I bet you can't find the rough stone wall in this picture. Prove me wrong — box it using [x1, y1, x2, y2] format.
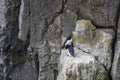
[0, 0, 120, 80]
[111, 14, 120, 80]
[57, 20, 115, 80]
[0, 0, 37, 80]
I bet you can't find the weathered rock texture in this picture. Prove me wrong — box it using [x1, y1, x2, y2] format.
[0, 0, 120, 80]
[0, 0, 37, 80]
[57, 20, 114, 80]
[58, 48, 109, 80]
[111, 15, 120, 80]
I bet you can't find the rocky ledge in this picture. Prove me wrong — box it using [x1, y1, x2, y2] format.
[57, 20, 114, 80]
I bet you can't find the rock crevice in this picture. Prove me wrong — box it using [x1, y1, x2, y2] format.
[0, 0, 120, 80]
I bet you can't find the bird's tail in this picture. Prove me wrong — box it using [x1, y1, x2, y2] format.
[68, 47, 75, 57]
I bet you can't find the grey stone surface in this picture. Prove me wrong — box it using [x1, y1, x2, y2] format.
[0, 1, 7, 79]
[29, 0, 63, 46]
[0, 0, 38, 80]
[61, 10, 78, 36]
[57, 20, 114, 80]
[57, 48, 109, 80]
[18, 0, 30, 41]
[111, 15, 120, 80]
[0, 0, 120, 80]
[0, 0, 21, 79]
[65, 0, 120, 27]
[9, 58, 38, 80]
[112, 41, 120, 80]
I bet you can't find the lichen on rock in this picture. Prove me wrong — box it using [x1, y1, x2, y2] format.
[57, 20, 114, 80]
[72, 20, 96, 44]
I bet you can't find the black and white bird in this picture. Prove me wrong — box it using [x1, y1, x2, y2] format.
[61, 34, 75, 57]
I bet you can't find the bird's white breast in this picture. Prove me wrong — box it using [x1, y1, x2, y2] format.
[65, 39, 72, 45]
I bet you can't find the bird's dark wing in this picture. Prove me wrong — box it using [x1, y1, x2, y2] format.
[68, 46, 75, 57]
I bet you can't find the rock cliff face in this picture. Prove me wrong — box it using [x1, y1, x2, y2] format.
[0, 0, 120, 80]
[111, 15, 120, 80]
[57, 20, 114, 80]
